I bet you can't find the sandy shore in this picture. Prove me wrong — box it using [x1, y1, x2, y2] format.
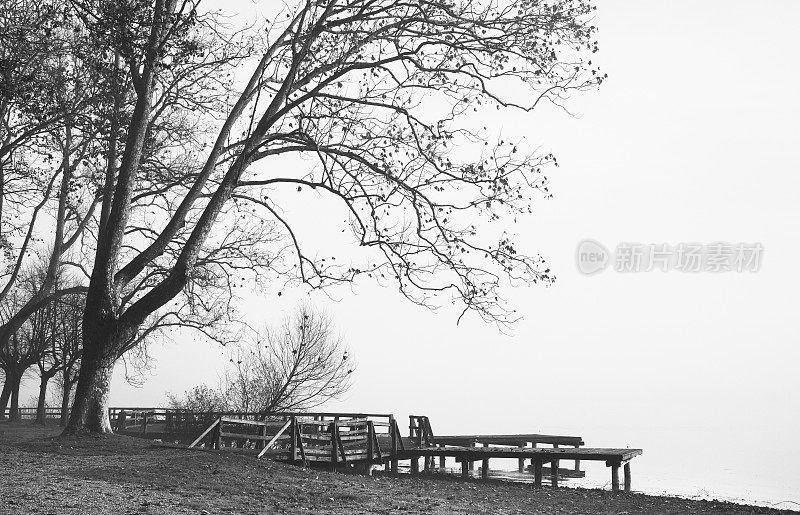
[0, 422, 795, 514]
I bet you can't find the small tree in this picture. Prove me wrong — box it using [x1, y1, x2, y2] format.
[167, 384, 226, 413]
[224, 306, 353, 413]
[170, 306, 353, 414]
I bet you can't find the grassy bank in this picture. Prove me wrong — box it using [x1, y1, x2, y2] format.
[0, 422, 793, 514]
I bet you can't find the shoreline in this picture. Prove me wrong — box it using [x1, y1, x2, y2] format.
[1, 422, 796, 514]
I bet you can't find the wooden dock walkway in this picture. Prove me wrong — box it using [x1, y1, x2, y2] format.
[107, 408, 642, 493]
[399, 445, 641, 492]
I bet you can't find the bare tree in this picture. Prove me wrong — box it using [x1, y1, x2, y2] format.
[54, 293, 83, 425]
[0, 287, 49, 421]
[0, 0, 105, 372]
[32, 297, 58, 425]
[63, 0, 603, 433]
[222, 305, 353, 413]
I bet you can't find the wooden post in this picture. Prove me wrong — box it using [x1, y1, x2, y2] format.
[142, 411, 148, 435]
[389, 416, 399, 475]
[533, 460, 543, 488]
[611, 464, 620, 492]
[439, 445, 445, 469]
[469, 440, 475, 471]
[214, 418, 222, 449]
[575, 444, 581, 472]
[118, 410, 127, 431]
[290, 416, 297, 463]
[330, 421, 338, 469]
[552, 443, 559, 487]
[481, 443, 489, 478]
[367, 421, 375, 463]
[624, 463, 631, 492]
[461, 459, 469, 479]
[518, 442, 525, 473]
[410, 456, 419, 474]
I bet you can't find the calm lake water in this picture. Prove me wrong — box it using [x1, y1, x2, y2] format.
[397, 458, 800, 512]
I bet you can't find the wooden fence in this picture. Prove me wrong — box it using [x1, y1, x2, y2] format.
[1, 407, 62, 420]
[188, 414, 398, 470]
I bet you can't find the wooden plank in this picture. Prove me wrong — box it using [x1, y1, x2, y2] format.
[302, 435, 336, 445]
[336, 433, 369, 442]
[219, 431, 288, 441]
[335, 418, 370, 427]
[188, 418, 220, 448]
[220, 417, 274, 426]
[435, 434, 584, 447]
[299, 448, 336, 456]
[402, 446, 642, 462]
[257, 419, 292, 459]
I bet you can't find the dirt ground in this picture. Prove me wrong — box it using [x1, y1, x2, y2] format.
[0, 422, 794, 515]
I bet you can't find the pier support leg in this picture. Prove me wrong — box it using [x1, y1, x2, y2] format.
[469, 442, 475, 470]
[575, 444, 581, 472]
[481, 443, 489, 477]
[424, 456, 431, 472]
[439, 455, 446, 469]
[461, 460, 469, 479]
[550, 460, 558, 488]
[624, 463, 631, 492]
[533, 460, 543, 488]
[410, 457, 419, 474]
[611, 464, 620, 492]
[518, 443, 525, 472]
[391, 459, 398, 475]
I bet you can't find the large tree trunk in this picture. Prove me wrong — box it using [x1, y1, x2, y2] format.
[0, 379, 11, 420]
[63, 338, 117, 434]
[8, 373, 22, 422]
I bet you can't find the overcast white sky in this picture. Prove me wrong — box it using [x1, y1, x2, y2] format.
[95, 0, 800, 506]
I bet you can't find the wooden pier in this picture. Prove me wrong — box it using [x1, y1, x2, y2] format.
[107, 408, 642, 493]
